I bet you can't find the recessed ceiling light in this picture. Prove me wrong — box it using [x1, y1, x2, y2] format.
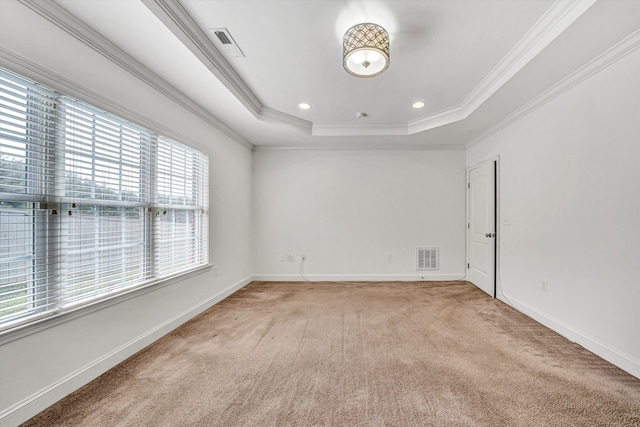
[412, 101, 425, 109]
[298, 103, 312, 110]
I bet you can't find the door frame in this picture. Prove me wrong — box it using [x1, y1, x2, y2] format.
[466, 156, 500, 298]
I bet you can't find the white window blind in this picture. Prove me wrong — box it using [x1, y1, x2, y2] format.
[155, 137, 208, 278]
[0, 69, 58, 325]
[0, 68, 209, 331]
[57, 98, 154, 308]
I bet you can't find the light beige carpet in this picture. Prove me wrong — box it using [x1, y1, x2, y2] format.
[23, 281, 640, 426]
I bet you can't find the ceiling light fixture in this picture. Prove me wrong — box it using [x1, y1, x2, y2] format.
[343, 23, 390, 78]
[298, 103, 312, 110]
[412, 101, 425, 109]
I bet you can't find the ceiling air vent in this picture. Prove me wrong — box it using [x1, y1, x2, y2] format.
[214, 31, 232, 45]
[208, 28, 245, 58]
[416, 247, 439, 270]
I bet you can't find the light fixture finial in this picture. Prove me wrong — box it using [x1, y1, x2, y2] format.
[343, 23, 390, 78]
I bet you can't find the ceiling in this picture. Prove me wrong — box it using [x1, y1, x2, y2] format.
[31, 0, 640, 148]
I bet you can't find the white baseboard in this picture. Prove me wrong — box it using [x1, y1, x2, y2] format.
[252, 273, 466, 282]
[0, 275, 252, 427]
[500, 292, 640, 379]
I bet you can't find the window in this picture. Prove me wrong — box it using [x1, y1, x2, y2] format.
[155, 137, 208, 278]
[0, 68, 209, 331]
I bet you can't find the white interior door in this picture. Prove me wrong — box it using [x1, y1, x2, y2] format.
[467, 161, 496, 297]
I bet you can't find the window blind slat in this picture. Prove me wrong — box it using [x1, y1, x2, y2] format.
[0, 68, 209, 332]
[0, 68, 58, 326]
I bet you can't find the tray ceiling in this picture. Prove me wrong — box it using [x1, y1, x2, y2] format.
[23, 0, 640, 148]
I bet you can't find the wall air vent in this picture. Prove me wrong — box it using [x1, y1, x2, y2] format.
[416, 247, 439, 270]
[208, 28, 245, 58]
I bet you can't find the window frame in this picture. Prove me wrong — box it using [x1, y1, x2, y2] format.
[0, 68, 211, 339]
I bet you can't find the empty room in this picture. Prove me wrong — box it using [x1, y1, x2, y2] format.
[1, 0, 639, 425]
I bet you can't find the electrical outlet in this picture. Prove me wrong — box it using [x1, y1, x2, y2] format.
[301, 254, 306, 262]
[387, 254, 393, 262]
[213, 264, 219, 277]
[541, 280, 548, 292]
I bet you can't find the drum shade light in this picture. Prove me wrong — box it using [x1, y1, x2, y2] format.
[343, 23, 390, 78]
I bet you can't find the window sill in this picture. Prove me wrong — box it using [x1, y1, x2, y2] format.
[0, 264, 212, 346]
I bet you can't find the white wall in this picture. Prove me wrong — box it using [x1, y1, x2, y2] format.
[467, 46, 640, 377]
[253, 149, 466, 280]
[0, 2, 253, 425]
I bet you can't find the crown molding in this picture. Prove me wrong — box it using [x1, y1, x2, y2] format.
[140, 0, 595, 138]
[460, 0, 598, 116]
[17, 0, 597, 141]
[312, 122, 408, 136]
[466, 29, 640, 149]
[140, 0, 263, 115]
[407, 106, 466, 134]
[141, 0, 313, 135]
[407, 0, 597, 135]
[253, 144, 466, 152]
[17, 0, 253, 150]
[260, 107, 313, 133]
[0, 48, 240, 154]
[263, 27, 640, 151]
